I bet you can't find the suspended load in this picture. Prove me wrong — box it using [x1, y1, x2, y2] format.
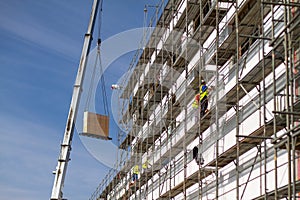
[81, 111, 111, 140]
[80, 35, 111, 140]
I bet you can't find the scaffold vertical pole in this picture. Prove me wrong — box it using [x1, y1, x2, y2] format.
[259, 0, 268, 197]
[235, 0, 240, 199]
[198, 1, 204, 199]
[283, 1, 292, 198]
[215, 0, 220, 198]
[270, 1, 279, 199]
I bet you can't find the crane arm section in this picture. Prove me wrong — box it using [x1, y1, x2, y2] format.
[50, 0, 100, 199]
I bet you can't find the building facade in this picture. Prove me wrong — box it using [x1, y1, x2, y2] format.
[90, 0, 300, 199]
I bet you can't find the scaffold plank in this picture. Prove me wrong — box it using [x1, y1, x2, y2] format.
[207, 120, 285, 168]
[159, 167, 215, 198]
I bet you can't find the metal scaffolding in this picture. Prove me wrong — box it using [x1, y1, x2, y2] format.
[89, 0, 300, 199]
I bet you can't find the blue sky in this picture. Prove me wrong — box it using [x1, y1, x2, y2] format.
[0, 1, 159, 199]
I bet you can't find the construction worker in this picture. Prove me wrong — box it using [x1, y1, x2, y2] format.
[192, 80, 208, 117]
[193, 146, 204, 165]
[132, 165, 139, 184]
[142, 160, 152, 173]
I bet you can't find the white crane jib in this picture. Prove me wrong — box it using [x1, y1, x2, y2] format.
[50, 0, 101, 199]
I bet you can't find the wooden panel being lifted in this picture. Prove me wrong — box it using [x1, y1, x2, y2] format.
[81, 111, 111, 140]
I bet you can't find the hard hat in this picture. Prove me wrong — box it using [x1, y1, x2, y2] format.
[201, 80, 205, 84]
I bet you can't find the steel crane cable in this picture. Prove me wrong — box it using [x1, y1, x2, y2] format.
[97, 0, 109, 116]
[85, 51, 99, 111]
[99, 49, 109, 116]
[84, 46, 109, 115]
[85, 0, 109, 116]
[97, 0, 103, 43]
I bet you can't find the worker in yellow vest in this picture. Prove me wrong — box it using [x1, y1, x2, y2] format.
[142, 160, 152, 173]
[132, 165, 139, 184]
[192, 80, 208, 116]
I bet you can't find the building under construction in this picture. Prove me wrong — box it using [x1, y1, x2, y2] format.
[89, 0, 300, 199]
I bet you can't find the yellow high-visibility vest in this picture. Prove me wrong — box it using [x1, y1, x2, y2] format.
[142, 161, 149, 169]
[199, 84, 208, 100]
[133, 165, 139, 174]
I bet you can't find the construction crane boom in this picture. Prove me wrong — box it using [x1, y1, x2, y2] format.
[50, 0, 100, 199]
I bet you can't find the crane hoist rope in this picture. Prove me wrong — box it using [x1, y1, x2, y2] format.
[84, 41, 109, 117]
[81, 0, 111, 141]
[85, 0, 107, 114]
